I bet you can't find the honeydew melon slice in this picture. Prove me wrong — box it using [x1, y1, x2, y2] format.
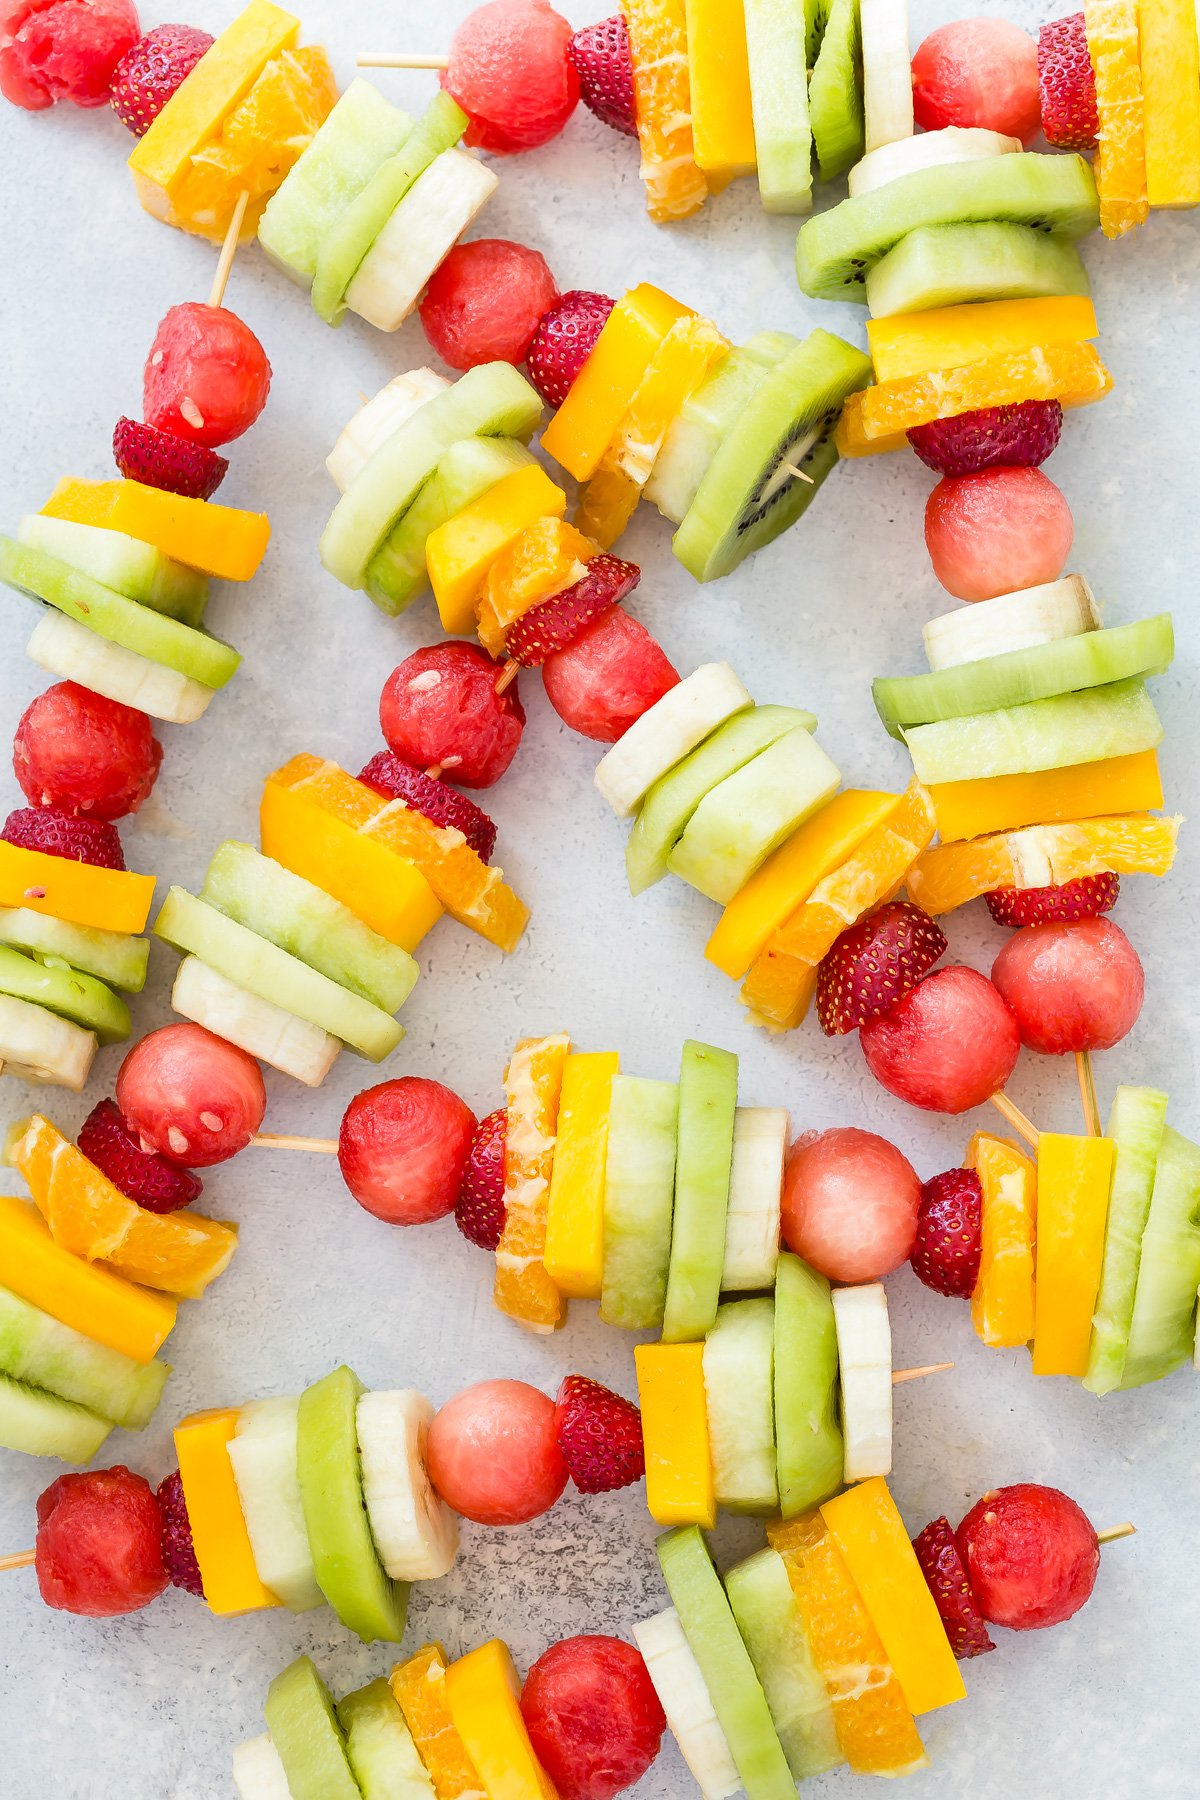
[901, 677, 1163, 785]
[773, 1252, 843, 1515]
[662, 1041, 738, 1344]
[0, 1367, 112, 1463]
[171, 956, 341, 1088]
[27, 613, 218, 726]
[720, 1106, 787, 1292]
[264, 1657, 362, 1800]
[228, 1395, 324, 1613]
[0, 908, 147, 994]
[647, 334, 797, 525]
[597, 664, 754, 820]
[337, 1678, 436, 1800]
[0, 944, 129, 1044]
[600, 1075, 679, 1331]
[232, 1734, 294, 1800]
[849, 126, 1020, 197]
[1121, 1128, 1200, 1390]
[327, 370, 451, 493]
[0, 1283, 168, 1431]
[0, 991, 96, 1090]
[17, 514, 209, 628]
[703, 1298, 779, 1514]
[1085, 1085, 1169, 1396]
[743, 0, 812, 213]
[725, 1546, 843, 1779]
[346, 147, 499, 333]
[865, 221, 1092, 319]
[923, 574, 1101, 672]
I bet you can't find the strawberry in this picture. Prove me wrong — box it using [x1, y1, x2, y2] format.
[1037, 14, 1098, 151]
[568, 14, 637, 137]
[109, 23, 214, 136]
[911, 1168, 983, 1297]
[986, 872, 1119, 929]
[907, 400, 1063, 477]
[554, 1375, 645, 1495]
[506, 555, 640, 666]
[912, 1516, 996, 1659]
[1, 806, 124, 870]
[454, 1107, 507, 1250]
[816, 901, 948, 1036]
[78, 1100, 202, 1215]
[358, 754, 497, 863]
[112, 417, 228, 501]
[156, 1470, 204, 1597]
[527, 290, 615, 408]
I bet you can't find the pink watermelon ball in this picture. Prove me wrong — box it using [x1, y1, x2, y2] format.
[443, 0, 580, 152]
[542, 607, 679, 741]
[0, 0, 140, 110]
[427, 1379, 569, 1525]
[116, 1024, 266, 1167]
[420, 239, 560, 371]
[860, 965, 1021, 1114]
[781, 1126, 921, 1282]
[911, 17, 1042, 145]
[521, 1636, 667, 1800]
[338, 1078, 477, 1226]
[991, 917, 1144, 1055]
[924, 466, 1075, 602]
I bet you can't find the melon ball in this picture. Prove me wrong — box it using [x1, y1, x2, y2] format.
[781, 1126, 921, 1282]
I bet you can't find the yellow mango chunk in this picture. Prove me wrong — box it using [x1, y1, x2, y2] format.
[965, 1133, 1037, 1349]
[175, 1408, 280, 1616]
[128, 1, 300, 217]
[495, 1034, 571, 1333]
[1032, 1133, 1115, 1377]
[634, 1341, 716, 1528]
[543, 1051, 619, 1300]
[0, 1194, 176, 1363]
[867, 296, 1099, 383]
[445, 1641, 559, 1800]
[684, 0, 756, 177]
[427, 467, 567, 637]
[1139, 0, 1200, 208]
[821, 1478, 966, 1716]
[391, 1644, 485, 1800]
[0, 841, 154, 936]
[928, 750, 1164, 843]
[541, 285, 692, 482]
[42, 479, 270, 582]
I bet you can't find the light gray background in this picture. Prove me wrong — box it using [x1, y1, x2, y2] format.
[1, 2, 1197, 1793]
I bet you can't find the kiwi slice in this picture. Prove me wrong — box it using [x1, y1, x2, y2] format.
[1084, 1086, 1169, 1396]
[0, 945, 130, 1045]
[796, 152, 1100, 302]
[809, 0, 864, 180]
[264, 1657, 362, 1800]
[674, 331, 872, 583]
[0, 1367, 112, 1464]
[773, 1253, 843, 1516]
[647, 335, 797, 526]
[805, 0, 831, 61]
[865, 220, 1092, 318]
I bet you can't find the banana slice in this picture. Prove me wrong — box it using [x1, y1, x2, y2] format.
[831, 1282, 893, 1482]
[632, 1609, 741, 1800]
[326, 369, 451, 493]
[860, 0, 914, 151]
[594, 663, 754, 818]
[171, 956, 341, 1088]
[0, 991, 97, 1090]
[357, 1388, 460, 1581]
[923, 574, 1101, 671]
[850, 124, 1023, 196]
[232, 1735, 294, 1800]
[346, 148, 499, 332]
[720, 1107, 787, 1292]
[27, 612, 216, 725]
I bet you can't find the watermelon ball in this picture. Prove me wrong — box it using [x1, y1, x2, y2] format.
[521, 1636, 667, 1800]
[443, 0, 580, 153]
[339, 1077, 477, 1226]
[380, 643, 526, 789]
[0, 0, 141, 110]
[143, 302, 272, 450]
[925, 466, 1074, 602]
[911, 17, 1042, 145]
[427, 1379, 569, 1525]
[13, 681, 162, 820]
[781, 1126, 921, 1283]
[35, 1466, 168, 1617]
[956, 1484, 1099, 1630]
[420, 239, 560, 372]
[860, 965, 1021, 1115]
[991, 917, 1144, 1056]
[543, 607, 680, 742]
[116, 1023, 266, 1167]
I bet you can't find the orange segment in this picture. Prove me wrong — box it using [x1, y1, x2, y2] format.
[835, 341, 1113, 450]
[906, 813, 1181, 916]
[622, 0, 710, 221]
[42, 478, 269, 582]
[0, 840, 154, 936]
[965, 1133, 1037, 1349]
[1084, 0, 1149, 237]
[866, 296, 1099, 383]
[743, 959, 818, 1034]
[768, 1514, 927, 1777]
[494, 1034, 571, 1333]
[265, 755, 529, 953]
[476, 519, 596, 657]
[541, 284, 691, 482]
[392, 1645, 486, 1800]
[928, 750, 1164, 843]
[11, 1114, 238, 1300]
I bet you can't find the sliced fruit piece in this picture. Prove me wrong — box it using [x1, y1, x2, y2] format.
[646, 334, 796, 523]
[865, 219, 1092, 318]
[0, 1283, 167, 1432]
[704, 1298, 778, 1514]
[1120, 1126, 1200, 1389]
[849, 126, 1020, 197]
[338, 1678, 437, 1800]
[809, 0, 865, 179]
[662, 1040, 738, 1343]
[476, 517, 595, 657]
[675, 330, 873, 582]
[357, 1388, 459, 1581]
[426, 463, 567, 637]
[796, 152, 1099, 302]
[227, 1394, 324, 1613]
[908, 812, 1180, 915]
[743, 0, 812, 212]
[684, 0, 756, 178]
[265, 1656, 360, 1800]
[721, 1107, 786, 1291]
[964, 1132, 1037, 1348]
[0, 992, 96, 1091]
[923, 573, 1101, 671]
[867, 294, 1098, 383]
[346, 148, 499, 333]
[445, 1640, 557, 1800]
[543, 1050, 620, 1301]
[171, 955, 341, 1088]
[623, 0, 709, 221]
[0, 1194, 176, 1363]
[0, 837, 153, 937]
[1084, 1087, 1169, 1394]
[327, 369, 452, 493]
[595, 662, 752, 819]
[0, 945, 128, 1045]
[600, 1075, 679, 1331]
[0, 1369, 112, 1463]
[27, 613, 217, 727]
[494, 1034, 571, 1333]
[632, 1608, 740, 1800]
[1139, 0, 1200, 209]
[831, 1282, 892, 1480]
[40, 479, 269, 582]
[391, 1643, 485, 1799]
[297, 1365, 408, 1642]
[860, 0, 913, 150]
[175, 1406, 280, 1615]
[902, 678, 1162, 785]
[17, 514, 209, 627]
[635, 1341, 715, 1529]
[1031, 1132, 1116, 1378]
[1083, 0, 1148, 237]
[0, 909, 146, 997]
[726, 1546, 842, 1780]
[232, 1735, 293, 1800]
[773, 1252, 843, 1516]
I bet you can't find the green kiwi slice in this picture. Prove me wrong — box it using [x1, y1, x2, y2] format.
[809, 0, 863, 180]
[865, 220, 1092, 318]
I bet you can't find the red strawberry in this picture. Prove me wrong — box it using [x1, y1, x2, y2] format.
[113, 417, 228, 501]
[358, 754, 497, 863]
[78, 1100, 203, 1215]
[506, 555, 640, 666]
[911, 1168, 983, 1297]
[554, 1375, 645, 1495]
[816, 901, 948, 1036]
[156, 1470, 204, 1598]
[454, 1107, 507, 1250]
[907, 400, 1063, 477]
[986, 872, 1119, 929]
[568, 15, 637, 137]
[1, 806, 125, 870]
[527, 290, 616, 408]
[110, 23, 214, 136]
[912, 1516, 996, 1659]
[1038, 14, 1098, 151]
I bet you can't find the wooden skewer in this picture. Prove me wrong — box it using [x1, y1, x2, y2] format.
[988, 1091, 1039, 1151]
[494, 660, 520, 695]
[782, 461, 815, 485]
[357, 51, 451, 69]
[1096, 1521, 1137, 1545]
[891, 1361, 953, 1385]
[0, 1549, 35, 1572]
[1076, 1049, 1102, 1139]
[249, 1132, 339, 1154]
[209, 191, 250, 311]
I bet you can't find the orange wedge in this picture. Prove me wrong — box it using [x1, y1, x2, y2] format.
[768, 1514, 927, 1777]
[623, 0, 710, 221]
[494, 1034, 571, 1333]
[265, 755, 529, 953]
[476, 518, 596, 657]
[927, 750, 1164, 843]
[0, 840, 154, 936]
[964, 1133, 1037, 1349]
[391, 1645, 485, 1800]
[1084, 0, 1149, 237]
[11, 1114, 237, 1300]
[906, 813, 1181, 916]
